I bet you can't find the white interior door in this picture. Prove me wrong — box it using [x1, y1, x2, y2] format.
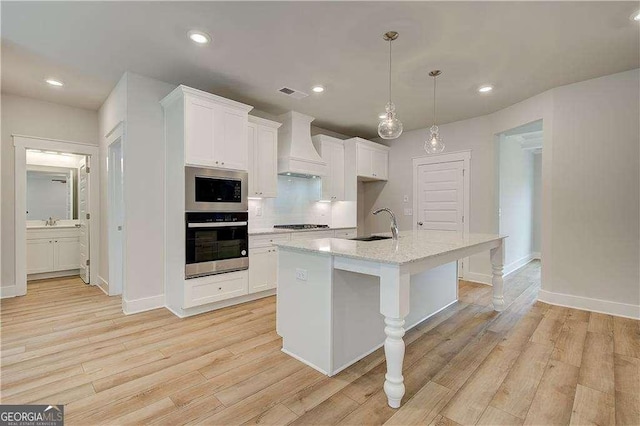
[78, 156, 90, 283]
[417, 160, 465, 276]
[416, 161, 465, 234]
[108, 139, 124, 295]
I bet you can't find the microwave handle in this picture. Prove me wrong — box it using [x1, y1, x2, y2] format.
[188, 221, 248, 228]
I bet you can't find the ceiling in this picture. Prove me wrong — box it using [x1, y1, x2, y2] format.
[2, 2, 638, 138]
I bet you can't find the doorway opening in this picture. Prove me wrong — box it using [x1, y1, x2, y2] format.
[497, 120, 542, 278]
[14, 135, 99, 297]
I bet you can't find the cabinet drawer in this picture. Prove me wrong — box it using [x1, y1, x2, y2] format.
[333, 228, 357, 239]
[249, 233, 290, 248]
[184, 270, 248, 308]
[290, 230, 334, 241]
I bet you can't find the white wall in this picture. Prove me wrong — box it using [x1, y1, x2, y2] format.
[370, 68, 639, 317]
[532, 153, 542, 254]
[1, 94, 98, 289]
[97, 72, 175, 306]
[499, 135, 535, 272]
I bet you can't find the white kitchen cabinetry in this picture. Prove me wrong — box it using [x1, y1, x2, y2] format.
[163, 85, 254, 171]
[312, 135, 346, 201]
[248, 233, 289, 294]
[184, 270, 248, 309]
[353, 139, 389, 181]
[248, 116, 281, 198]
[27, 227, 80, 275]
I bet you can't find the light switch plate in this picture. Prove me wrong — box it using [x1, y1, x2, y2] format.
[404, 208, 413, 216]
[295, 268, 308, 281]
[403, 195, 409, 203]
[256, 207, 263, 217]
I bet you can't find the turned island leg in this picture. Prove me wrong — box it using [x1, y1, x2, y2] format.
[490, 241, 505, 312]
[379, 267, 410, 408]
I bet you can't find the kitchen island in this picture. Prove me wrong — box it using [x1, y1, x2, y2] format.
[275, 230, 506, 408]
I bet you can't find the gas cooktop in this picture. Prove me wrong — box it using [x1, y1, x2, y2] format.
[273, 224, 330, 230]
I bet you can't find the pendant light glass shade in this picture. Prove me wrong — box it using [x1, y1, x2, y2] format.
[424, 70, 445, 153]
[378, 31, 403, 140]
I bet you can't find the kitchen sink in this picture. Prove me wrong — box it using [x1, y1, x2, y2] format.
[349, 236, 392, 242]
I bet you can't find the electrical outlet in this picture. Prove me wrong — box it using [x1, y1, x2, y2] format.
[403, 195, 409, 203]
[404, 208, 413, 216]
[256, 206, 263, 217]
[295, 268, 308, 281]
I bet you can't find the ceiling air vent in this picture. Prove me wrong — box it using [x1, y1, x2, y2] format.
[278, 87, 309, 100]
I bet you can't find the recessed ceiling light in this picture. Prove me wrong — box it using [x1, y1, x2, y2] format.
[188, 30, 211, 44]
[312, 85, 325, 93]
[478, 85, 493, 93]
[632, 10, 640, 21]
[45, 79, 64, 87]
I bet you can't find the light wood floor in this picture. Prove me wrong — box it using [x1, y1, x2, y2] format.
[1, 262, 638, 425]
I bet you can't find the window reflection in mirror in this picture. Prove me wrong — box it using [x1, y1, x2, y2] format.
[26, 166, 79, 221]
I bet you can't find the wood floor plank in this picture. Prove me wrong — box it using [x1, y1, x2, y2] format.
[477, 405, 524, 425]
[614, 316, 640, 358]
[383, 381, 452, 426]
[578, 331, 615, 395]
[490, 341, 553, 419]
[569, 384, 615, 425]
[523, 359, 579, 426]
[290, 392, 359, 425]
[440, 345, 520, 425]
[551, 319, 588, 367]
[614, 354, 640, 426]
[243, 403, 298, 425]
[588, 312, 614, 334]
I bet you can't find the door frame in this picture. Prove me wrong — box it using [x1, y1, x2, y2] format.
[412, 150, 471, 278]
[13, 134, 100, 296]
[107, 122, 126, 297]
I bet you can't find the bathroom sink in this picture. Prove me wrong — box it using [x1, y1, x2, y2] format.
[349, 236, 392, 242]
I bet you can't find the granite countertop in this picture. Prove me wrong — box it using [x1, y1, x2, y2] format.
[248, 226, 356, 236]
[274, 230, 505, 265]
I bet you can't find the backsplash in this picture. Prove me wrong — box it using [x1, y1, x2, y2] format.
[248, 175, 331, 228]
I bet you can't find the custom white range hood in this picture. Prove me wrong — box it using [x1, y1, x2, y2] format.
[277, 111, 328, 178]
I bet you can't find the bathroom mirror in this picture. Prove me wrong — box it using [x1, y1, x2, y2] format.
[26, 166, 78, 220]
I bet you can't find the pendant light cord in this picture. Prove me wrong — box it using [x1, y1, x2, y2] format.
[388, 39, 392, 104]
[433, 75, 437, 125]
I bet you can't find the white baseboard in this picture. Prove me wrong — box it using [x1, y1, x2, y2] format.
[538, 289, 640, 320]
[27, 269, 80, 281]
[504, 254, 537, 276]
[97, 275, 109, 296]
[123, 294, 165, 315]
[167, 289, 276, 318]
[0, 285, 17, 299]
[532, 252, 541, 260]
[463, 272, 492, 285]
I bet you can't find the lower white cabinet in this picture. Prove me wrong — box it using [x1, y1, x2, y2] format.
[184, 270, 249, 308]
[249, 247, 278, 293]
[27, 228, 80, 274]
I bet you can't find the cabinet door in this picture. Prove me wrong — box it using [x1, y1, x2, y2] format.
[184, 270, 248, 308]
[27, 239, 54, 274]
[54, 237, 80, 271]
[249, 246, 278, 293]
[371, 149, 388, 180]
[247, 123, 259, 196]
[356, 144, 373, 178]
[185, 97, 217, 167]
[217, 108, 248, 171]
[256, 126, 278, 198]
[331, 144, 345, 200]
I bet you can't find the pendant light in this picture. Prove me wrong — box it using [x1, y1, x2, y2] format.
[378, 31, 403, 140]
[424, 70, 445, 153]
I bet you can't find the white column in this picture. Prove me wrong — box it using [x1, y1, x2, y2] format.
[379, 265, 410, 408]
[490, 240, 505, 311]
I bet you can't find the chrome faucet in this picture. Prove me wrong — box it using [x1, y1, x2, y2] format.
[373, 208, 399, 241]
[45, 217, 58, 226]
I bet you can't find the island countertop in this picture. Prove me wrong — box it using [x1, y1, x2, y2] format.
[274, 230, 505, 266]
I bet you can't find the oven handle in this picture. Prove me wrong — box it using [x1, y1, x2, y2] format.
[188, 221, 248, 228]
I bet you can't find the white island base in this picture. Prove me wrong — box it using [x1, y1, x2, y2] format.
[276, 231, 506, 408]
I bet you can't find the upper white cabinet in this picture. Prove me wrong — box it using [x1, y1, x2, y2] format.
[353, 138, 389, 181]
[248, 116, 281, 198]
[312, 135, 345, 201]
[162, 85, 253, 171]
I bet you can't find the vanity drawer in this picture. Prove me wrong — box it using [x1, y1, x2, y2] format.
[249, 233, 290, 248]
[184, 270, 248, 308]
[333, 228, 357, 239]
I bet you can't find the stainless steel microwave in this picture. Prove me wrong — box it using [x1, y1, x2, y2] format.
[185, 167, 248, 212]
